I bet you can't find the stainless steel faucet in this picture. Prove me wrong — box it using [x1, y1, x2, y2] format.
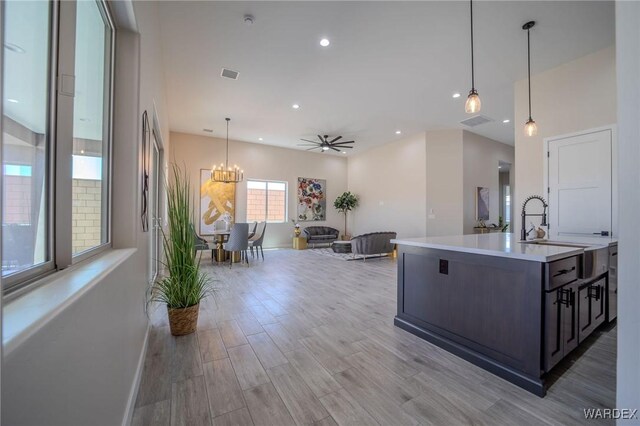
[521, 195, 548, 241]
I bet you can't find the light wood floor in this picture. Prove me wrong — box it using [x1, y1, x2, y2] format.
[132, 248, 616, 426]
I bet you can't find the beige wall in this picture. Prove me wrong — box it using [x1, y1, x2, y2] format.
[462, 131, 515, 234]
[425, 130, 464, 237]
[170, 131, 348, 248]
[514, 46, 616, 234]
[348, 133, 427, 238]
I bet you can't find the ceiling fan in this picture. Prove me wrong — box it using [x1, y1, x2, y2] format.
[297, 135, 355, 152]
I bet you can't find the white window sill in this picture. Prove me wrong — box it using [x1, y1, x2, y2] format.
[2, 248, 137, 356]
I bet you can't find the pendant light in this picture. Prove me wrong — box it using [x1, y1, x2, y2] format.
[523, 21, 537, 137]
[465, 0, 481, 114]
[211, 118, 244, 183]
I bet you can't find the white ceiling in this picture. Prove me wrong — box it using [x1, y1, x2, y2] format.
[157, 1, 614, 154]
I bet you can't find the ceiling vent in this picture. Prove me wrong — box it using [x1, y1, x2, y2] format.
[221, 68, 239, 80]
[460, 115, 493, 127]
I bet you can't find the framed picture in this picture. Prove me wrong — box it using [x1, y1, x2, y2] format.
[199, 169, 235, 235]
[297, 177, 326, 221]
[476, 186, 490, 221]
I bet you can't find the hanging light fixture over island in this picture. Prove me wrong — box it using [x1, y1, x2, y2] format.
[211, 117, 244, 183]
[465, 0, 481, 114]
[523, 21, 538, 137]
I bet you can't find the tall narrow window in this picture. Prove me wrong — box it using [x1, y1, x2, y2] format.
[246, 180, 287, 223]
[2, 1, 52, 278]
[71, 0, 112, 255]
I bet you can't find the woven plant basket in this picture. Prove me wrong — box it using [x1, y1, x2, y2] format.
[167, 303, 200, 336]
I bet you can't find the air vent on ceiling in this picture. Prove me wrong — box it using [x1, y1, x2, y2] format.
[203, 128, 213, 133]
[460, 115, 493, 127]
[221, 68, 239, 80]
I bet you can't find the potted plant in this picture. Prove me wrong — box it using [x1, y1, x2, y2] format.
[334, 191, 358, 240]
[151, 165, 211, 336]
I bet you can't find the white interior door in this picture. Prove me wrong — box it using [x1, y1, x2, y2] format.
[547, 129, 612, 238]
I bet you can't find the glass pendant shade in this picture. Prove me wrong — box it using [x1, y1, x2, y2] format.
[524, 118, 538, 137]
[465, 90, 481, 114]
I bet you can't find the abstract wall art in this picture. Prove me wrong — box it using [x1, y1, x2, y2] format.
[200, 169, 235, 234]
[297, 177, 326, 221]
[476, 186, 490, 221]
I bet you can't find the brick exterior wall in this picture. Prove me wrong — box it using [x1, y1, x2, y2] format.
[3, 175, 32, 224]
[72, 179, 103, 253]
[247, 187, 285, 222]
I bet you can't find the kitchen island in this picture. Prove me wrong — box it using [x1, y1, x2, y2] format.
[392, 233, 616, 396]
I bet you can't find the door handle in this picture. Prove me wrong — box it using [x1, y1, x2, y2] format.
[593, 231, 609, 236]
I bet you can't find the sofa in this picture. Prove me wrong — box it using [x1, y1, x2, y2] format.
[351, 232, 397, 258]
[303, 226, 339, 247]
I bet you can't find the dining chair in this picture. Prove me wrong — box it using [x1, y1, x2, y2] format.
[249, 222, 267, 260]
[248, 221, 258, 240]
[223, 223, 250, 268]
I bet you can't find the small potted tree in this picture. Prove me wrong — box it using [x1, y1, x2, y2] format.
[151, 165, 211, 336]
[334, 191, 358, 240]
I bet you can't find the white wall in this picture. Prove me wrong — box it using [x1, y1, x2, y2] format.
[425, 130, 464, 237]
[615, 1, 640, 422]
[348, 132, 427, 238]
[1, 2, 170, 424]
[514, 46, 616, 234]
[170, 131, 348, 248]
[462, 131, 515, 234]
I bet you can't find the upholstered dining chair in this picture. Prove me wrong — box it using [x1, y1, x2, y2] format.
[249, 222, 267, 260]
[248, 221, 258, 240]
[191, 224, 209, 256]
[223, 223, 250, 267]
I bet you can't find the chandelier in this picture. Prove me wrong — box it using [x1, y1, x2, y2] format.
[211, 117, 243, 183]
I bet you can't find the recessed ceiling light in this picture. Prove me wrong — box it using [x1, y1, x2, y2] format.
[498, 166, 502, 169]
[4, 43, 25, 54]
[320, 38, 330, 47]
[503, 119, 510, 123]
[342, 151, 346, 154]
[395, 130, 402, 135]
[258, 137, 263, 141]
[452, 93, 461, 98]
[81, 149, 85, 154]
[7, 98, 18, 103]
[292, 104, 300, 109]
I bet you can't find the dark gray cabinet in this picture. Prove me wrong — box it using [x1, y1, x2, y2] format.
[607, 246, 618, 322]
[578, 278, 606, 342]
[544, 280, 579, 371]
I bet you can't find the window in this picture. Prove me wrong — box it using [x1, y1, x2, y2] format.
[2, 0, 52, 279]
[1, 0, 114, 291]
[247, 180, 287, 223]
[71, 0, 112, 255]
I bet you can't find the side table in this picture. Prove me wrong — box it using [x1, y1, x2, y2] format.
[293, 237, 307, 250]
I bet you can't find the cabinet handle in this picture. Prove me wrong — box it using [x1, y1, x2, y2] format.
[556, 288, 571, 306]
[587, 285, 601, 301]
[553, 266, 576, 277]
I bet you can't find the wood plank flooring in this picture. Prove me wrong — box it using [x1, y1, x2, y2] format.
[133, 248, 616, 426]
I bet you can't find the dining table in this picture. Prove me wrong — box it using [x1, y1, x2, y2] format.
[208, 230, 231, 263]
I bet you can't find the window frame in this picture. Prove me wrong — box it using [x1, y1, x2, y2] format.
[1, 0, 115, 294]
[246, 179, 288, 224]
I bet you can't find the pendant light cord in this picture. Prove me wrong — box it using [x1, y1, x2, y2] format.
[470, 0, 475, 90]
[225, 118, 230, 169]
[527, 28, 532, 120]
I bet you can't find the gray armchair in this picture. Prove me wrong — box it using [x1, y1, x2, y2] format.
[351, 232, 397, 260]
[191, 224, 209, 255]
[223, 223, 249, 267]
[303, 226, 339, 247]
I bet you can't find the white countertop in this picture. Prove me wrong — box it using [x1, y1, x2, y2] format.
[391, 233, 617, 262]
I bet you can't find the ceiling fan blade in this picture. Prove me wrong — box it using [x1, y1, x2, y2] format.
[300, 139, 321, 144]
[305, 147, 319, 151]
[329, 136, 342, 143]
[330, 147, 340, 152]
[337, 145, 353, 149]
[332, 141, 354, 145]
[317, 135, 325, 143]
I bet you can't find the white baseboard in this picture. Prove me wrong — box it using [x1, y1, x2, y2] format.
[122, 322, 151, 426]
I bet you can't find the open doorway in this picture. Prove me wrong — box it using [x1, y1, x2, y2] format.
[499, 161, 512, 233]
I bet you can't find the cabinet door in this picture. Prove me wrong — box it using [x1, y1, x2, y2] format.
[544, 288, 565, 371]
[592, 278, 606, 327]
[562, 281, 579, 355]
